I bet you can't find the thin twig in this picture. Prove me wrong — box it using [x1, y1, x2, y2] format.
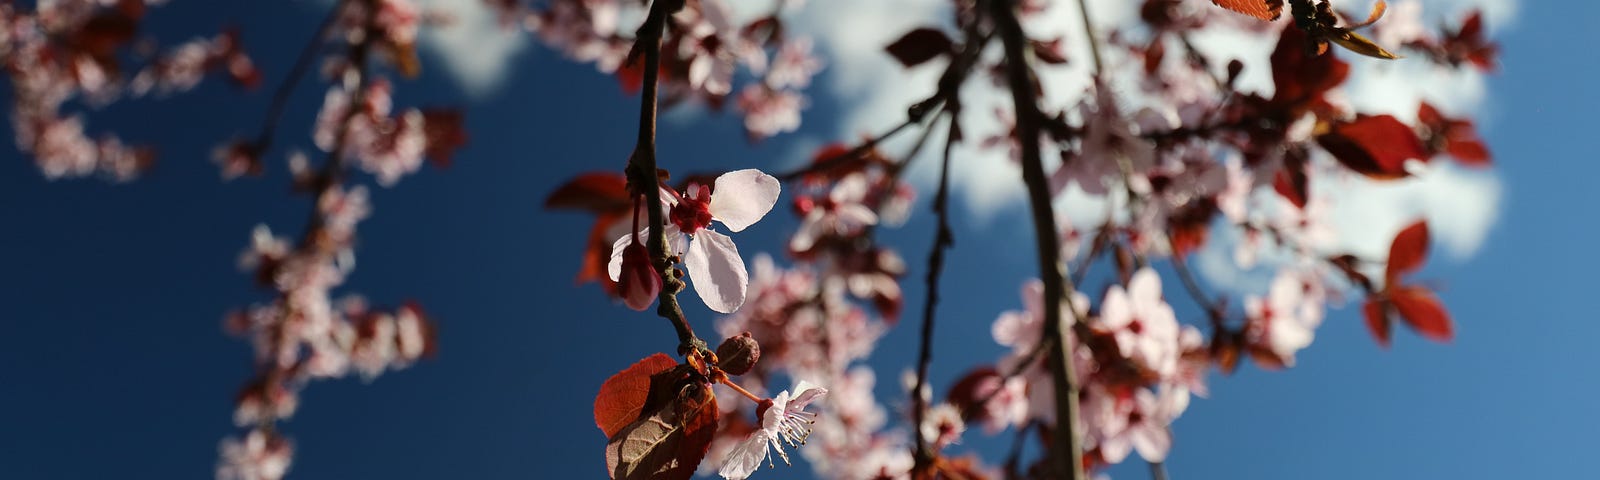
[252, 0, 348, 156]
[911, 112, 958, 467]
[990, 0, 1086, 477]
[1171, 250, 1226, 330]
[1074, 0, 1105, 75]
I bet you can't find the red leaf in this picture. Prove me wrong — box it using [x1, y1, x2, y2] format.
[421, 108, 468, 168]
[885, 28, 954, 67]
[578, 212, 624, 292]
[1272, 147, 1310, 209]
[1363, 299, 1392, 348]
[945, 366, 1001, 422]
[1270, 24, 1349, 106]
[617, 57, 645, 94]
[595, 353, 679, 439]
[1391, 286, 1454, 342]
[1417, 102, 1491, 166]
[1317, 115, 1427, 180]
[1211, 0, 1284, 21]
[1384, 220, 1430, 284]
[604, 380, 719, 480]
[546, 173, 631, 213]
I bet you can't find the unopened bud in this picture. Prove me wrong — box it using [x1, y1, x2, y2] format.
[715, 333, 761, 376]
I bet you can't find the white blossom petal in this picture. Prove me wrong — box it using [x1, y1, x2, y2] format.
[685, 230, 749, 313]
[709, 169, 780, 232]
[606, 231, 637, 282]
[717, 431, 770, 480]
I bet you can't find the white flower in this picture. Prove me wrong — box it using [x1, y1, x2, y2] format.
[719, 381, 828, 480]
[607, 169, 780, 313]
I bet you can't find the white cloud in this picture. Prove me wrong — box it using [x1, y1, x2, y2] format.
[415, 0, 528, 97]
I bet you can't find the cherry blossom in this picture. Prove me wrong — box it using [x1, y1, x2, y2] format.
[1245, 270, 1327, 367]
[216, 429, 292, 480]
[920, 403, 966, 451]
[610, 169, 781, 313]
[737, 86, 805, 140]
[1093, 386, 1188, 464]
[719, 381, 829, 480]
[1096, 268, 1180, 377]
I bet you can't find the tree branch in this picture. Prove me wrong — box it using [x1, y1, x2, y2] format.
[625, 0, 705, 356]
[252, 0, 348, 157]
[990, 0, 1086, 478]
[911, 112, 958, 467]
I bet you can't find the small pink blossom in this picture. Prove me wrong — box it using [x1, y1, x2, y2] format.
[737, 86, 804, 140]
[719, 381, 828, 479]
[1097, 268, 1180, 377]
[767, 37, 823, 89]
[1094, 386, 1188, 464]
[216, 429, 293, 480]
[920, 403, 965, 451]
[790, 172, 879, 253]
[1244, 270, 1325, 367]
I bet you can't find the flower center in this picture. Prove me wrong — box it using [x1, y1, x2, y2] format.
[669, 194, 713, 234]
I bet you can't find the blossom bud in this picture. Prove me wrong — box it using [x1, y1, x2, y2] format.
[715, 332, 761, 376]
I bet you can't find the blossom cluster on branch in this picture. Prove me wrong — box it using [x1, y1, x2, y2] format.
[554, 0, 1501, 479]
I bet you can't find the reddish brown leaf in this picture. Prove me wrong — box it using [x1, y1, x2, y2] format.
[885, 28, 954, 67]
[1384, 220, 1430, 284]
[1272, 147, 1310, 209]
[1270, 24, 1349, 107]
[945, 366, 1001, 421]
[1363, 299, 1392, 348]
[1418, 102, 1491, 166]
[617, 57, 645, 93]
[595, 353, 679, 438]
[604, 381, 719, 480]
[1317, 114, 1427, 180]
[1211, 0, 1283, 21]
[578, 212, 625, 292]
[546, 172, 631, 213]
[1391, 286, 1454, 342]
[421, 108, 468, 167]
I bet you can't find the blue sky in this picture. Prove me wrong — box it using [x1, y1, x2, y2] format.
[2, 0, 1594, 479]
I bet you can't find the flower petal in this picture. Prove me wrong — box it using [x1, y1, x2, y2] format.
[606, 232, 637, 282]
[685, 230, 750, 313]
[788, 381, 828, 409]
[709, 169, 780, 232]
[717, 431, 771, 480]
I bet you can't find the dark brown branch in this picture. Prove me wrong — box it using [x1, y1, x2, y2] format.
[777, 118, 918, 182]
[625, 0, 705, 356]
[990, 0, 1086, 478]
[910, 113, 958, 467]
[1150, 461, 1170, 480]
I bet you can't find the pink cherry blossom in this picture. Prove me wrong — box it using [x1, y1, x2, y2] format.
[719, 381, 828, 479]
[790, 172, 879, 253]
[736, 86, 804, 140]
[767, 38, 823, 89]
[1093, 386, 1188, 464]
[920, 403, 966, 451]
[1097, 268, 1180, 377]
[216, 429, 292, 480]
[1245, 270, 1326, 367]
[606, 233, 662, 311]
[673, 169, 781, 313]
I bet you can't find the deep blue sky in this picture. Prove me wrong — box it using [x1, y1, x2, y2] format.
[2, 1, 1594, 479]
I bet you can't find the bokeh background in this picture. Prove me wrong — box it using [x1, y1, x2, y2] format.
[2, 0, 1593, 478]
